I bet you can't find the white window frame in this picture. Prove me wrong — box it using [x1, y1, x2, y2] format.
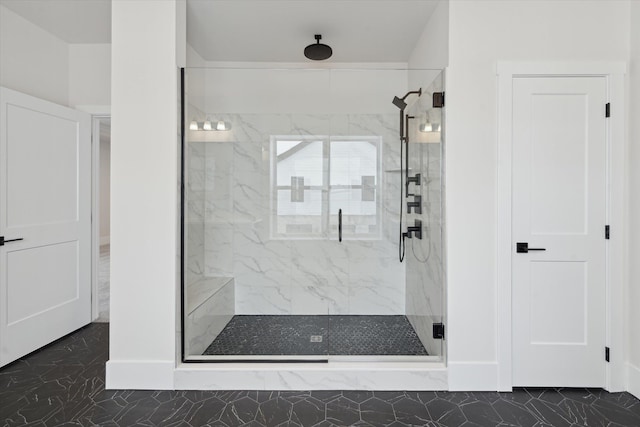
[270, 135, 382, 240]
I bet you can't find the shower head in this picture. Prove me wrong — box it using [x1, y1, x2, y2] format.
[392, 96, 407, 110]
[304, 34, 332, 61]
[392, 88, 422, 110]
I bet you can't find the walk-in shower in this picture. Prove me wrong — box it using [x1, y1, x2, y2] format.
[181, 67, 446, 363]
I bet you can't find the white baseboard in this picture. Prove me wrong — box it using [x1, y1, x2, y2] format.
[448, 361, 498, 391]
[100, 236, 110, 246]
[628, 363, 640, 400]
[106, 360, 174, 389]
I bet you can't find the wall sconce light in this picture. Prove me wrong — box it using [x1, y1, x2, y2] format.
[216, 120, 230, 131]
[188, 119, 231, 131]
[419, 122, 440, 133]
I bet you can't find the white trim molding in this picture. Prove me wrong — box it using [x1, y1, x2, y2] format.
[628, 363, 640, 400]
[447, 362, 498, 391]
[496, 61, 627, 392]
[106, 360, 175, 389]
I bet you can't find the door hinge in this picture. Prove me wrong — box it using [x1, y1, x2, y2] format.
[433, 323, 445, 339]
[605, 103, 610, 118]
[433, 92, 445, 108]
[605, 225, 610, 240]
[605, 346, 610, 362]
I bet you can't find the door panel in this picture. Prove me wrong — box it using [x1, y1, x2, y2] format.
[0, 87, 91, 367]
[512, 77, 606, 387]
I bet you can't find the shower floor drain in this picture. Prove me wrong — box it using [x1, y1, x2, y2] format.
[310, 335, 323, 343]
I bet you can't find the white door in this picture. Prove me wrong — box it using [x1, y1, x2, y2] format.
[0, 87, 92, 367]
[512, 77, 607, 387]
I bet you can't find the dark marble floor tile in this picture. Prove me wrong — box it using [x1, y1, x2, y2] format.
[2, 323, 640, 427]
[326, 395, 361, 426]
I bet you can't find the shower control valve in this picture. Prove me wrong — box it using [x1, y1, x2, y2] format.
[407, 195, 422, 214]
[407, 173, 421, 186]
[403, 219, 422, 240]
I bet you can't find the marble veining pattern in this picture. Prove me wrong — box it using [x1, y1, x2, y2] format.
[188, 112, 407, 316]
[2, 324, 640, 426]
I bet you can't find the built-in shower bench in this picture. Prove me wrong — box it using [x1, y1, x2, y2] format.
[185, 277, 234, 356]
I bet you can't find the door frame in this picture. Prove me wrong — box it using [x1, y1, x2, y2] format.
[496, 62, 627, 392]
[91, 114, 111, 321]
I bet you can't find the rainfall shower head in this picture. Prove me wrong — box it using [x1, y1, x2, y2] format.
[392, 96, 407, 110]
[304, 34, 332, 61]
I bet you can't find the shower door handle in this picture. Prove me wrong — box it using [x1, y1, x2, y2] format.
[338, 209, 342, 242]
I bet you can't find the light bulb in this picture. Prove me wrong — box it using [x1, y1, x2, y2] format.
[216, 121, 227, 131]
[203, 120, 212, 131]
[189, 120, 198, 131]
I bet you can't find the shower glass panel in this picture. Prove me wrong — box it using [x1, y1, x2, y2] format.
[181, 67, 445, 362]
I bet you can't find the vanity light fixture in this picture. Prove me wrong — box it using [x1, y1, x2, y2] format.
[188, 119, 231, 131]
[419, 122, 440, 133]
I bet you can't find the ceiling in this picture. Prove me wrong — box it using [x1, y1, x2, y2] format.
[0, 0, 111, 43]
[187, 0, 439, 62]
[1, 0, 439, 62]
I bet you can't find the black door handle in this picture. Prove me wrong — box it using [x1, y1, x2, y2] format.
[0, 236, 24, 246]
[338, 209, 342, 242]
[516, 242, 546, 253]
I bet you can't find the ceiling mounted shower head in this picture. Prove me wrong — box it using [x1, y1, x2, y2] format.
[304, 34, 332, 61]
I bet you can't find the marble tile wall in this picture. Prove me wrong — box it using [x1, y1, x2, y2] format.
[185, 141, 206, 288]
[191, 113, 406, 316]
[405, 77, 445, 358]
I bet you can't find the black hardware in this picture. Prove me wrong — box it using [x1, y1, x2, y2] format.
[605, 103, 610, 118]
[433, 323, 445, 339]
[433, 92, 445, 108]
[404, 115, 416, 197]
[407, 195, 422, 214]
[404, 219, 422, 240]
[338, 209, 342, 242]
[516, 242, 546, 253]
[605, 225, 610, 240]
[605, 346, 610, 362]
[0, 236, 23, 246]
[407, 173, 421, 186]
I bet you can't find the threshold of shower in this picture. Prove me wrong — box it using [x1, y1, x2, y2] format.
[174, 359, 448, 390]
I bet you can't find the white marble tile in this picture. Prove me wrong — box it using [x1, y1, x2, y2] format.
[185, 278, 234, 356]
[235, 283, 292, 314]
[266, 368, 448, 391]
[204, 224, 233, 276]
[290, 280, 348, 315]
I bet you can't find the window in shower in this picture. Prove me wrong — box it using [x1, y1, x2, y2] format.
[271, 135, 381, 240]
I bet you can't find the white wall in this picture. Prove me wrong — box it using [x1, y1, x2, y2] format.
[106, 0, 185, 389]
[69, 44, 111, 109]
[628, 0, 640, 399]
[445, 0, 630, 390]
[0, 5, 69, 105]
[408, 0, 448, 70]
